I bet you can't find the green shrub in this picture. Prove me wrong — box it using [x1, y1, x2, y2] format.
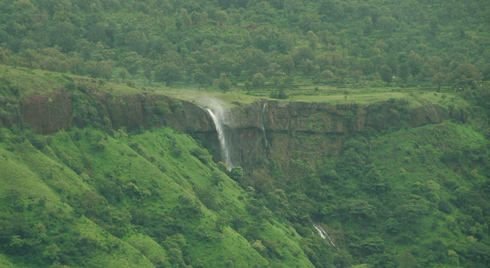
[29, 135, 46, 150]
[229, 166, 243, 182]
[170, 101, 184, 113]
[155, 101, 171, 116]
[438, 200, 452, 214]
[270, 89, 288, 99]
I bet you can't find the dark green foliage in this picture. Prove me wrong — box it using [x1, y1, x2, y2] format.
[155, 101, 172, 116]
[194, 186, 218, 210]
[269, 89, 288, 99]
[155, 63, 183, 87]
[217, 73, 232, 92]
[438, 200, 453, 214]
[28, 135, 46, 150]
[229, 166, 243, 182]
[251, 73, 266, 89]
[170, 101, 184, 114]
[0, 0, 487, 89]
[449, 62, 483, 90]
[379, 65, 393, 86]
[190, 147, 212, 165]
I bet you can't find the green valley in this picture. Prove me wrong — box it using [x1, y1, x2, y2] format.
[1, 0, 490, 267]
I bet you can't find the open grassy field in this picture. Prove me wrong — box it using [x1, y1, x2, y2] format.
[1, 64, 465, 110]
[156, 85, 465, 112]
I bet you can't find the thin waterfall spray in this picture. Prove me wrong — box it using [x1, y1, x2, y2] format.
[313, 224, 339, 249]
[198, 98, 234, 170]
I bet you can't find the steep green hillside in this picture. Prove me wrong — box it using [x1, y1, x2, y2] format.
[265, 121, 490, 267]
[0, 126, 318, 267]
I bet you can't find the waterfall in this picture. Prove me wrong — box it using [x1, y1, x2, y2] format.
[313, 224, 338, 249]
[199, 98, 234, 170]
[260, 102, 269, 148]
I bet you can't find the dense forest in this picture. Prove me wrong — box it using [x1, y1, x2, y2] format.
[1, 0, 490, 268]
[0, 0, 489, 90]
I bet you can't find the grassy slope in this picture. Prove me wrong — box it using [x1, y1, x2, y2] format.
[0, 126, 315, 267]
[0, 146, 156, 267]
[0, 64, 151, 99]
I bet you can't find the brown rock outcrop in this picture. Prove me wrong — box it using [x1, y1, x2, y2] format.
[19, 89, 73, 134]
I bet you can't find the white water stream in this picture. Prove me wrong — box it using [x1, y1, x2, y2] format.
[200, 98, 234, 170]
[206, 108, 233, 170]
[313, 224, 338, 249]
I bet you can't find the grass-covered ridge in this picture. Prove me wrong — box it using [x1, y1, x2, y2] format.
[0, 63, 468, 110]
[0, 64, 149, 99]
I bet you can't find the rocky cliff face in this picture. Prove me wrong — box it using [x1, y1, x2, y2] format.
[232, 99, 453, 133]
[223, 98, 463, 176]
[93, 92, 214, 133]
[0, 90, 466, 176]
[19, 90, 74, 134]
[0, 90, 214, 134]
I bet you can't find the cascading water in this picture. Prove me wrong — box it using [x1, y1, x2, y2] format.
[200, 98, 234, 170]
[313, 224, 338, 249]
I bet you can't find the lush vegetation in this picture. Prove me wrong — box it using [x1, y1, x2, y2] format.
[2, 87, 490, 267]
[245, 121, 490, 267]
[0, 0, 489, 91]
[1, 0, 490, 267]
[0, 125, 322, 267]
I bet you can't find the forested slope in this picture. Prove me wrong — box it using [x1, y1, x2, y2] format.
[261, 122, 490, 267]
[0, 0, 489, 90]
[0, 125, 322, 267]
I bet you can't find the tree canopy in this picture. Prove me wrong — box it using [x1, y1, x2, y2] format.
[0, 0, 487, 90]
